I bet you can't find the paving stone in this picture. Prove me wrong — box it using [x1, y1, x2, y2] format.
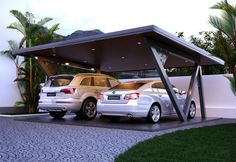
[0, 116, 235, 162]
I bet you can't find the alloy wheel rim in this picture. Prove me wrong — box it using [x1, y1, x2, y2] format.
[151, 106, 160, 122]
[189, 104, 196, 117]
[85, 101, 96, 117]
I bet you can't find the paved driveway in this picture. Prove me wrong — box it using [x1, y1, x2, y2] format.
[0, 115, 235, 162]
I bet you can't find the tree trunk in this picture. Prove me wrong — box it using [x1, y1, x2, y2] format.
[228, 64, 236, 74]
[15, 65, 26, 103]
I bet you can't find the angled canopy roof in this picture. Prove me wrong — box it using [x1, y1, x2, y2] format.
[13, 25, 224, 72]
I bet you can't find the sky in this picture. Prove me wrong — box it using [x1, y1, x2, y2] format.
[0, 0, 235, 51]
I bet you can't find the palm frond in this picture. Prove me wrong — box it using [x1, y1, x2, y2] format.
[10, 10, 27, 27]
[210, 0, 228, 9]
[48, 23, 60, 35]
[215, 34, 234, 61]
[0, 40, 19, 61]
[8, 40, 18, 50]
[14, 101, 25, 107]
[225, 75, 236, 95]
[210, 0, 234, 14]
[7, 22, 25, 35]
[19, 37, 26, 48]
[38, 17, 52, 26]
[221, 11, 235, 37]
[209, 16, 233, 40]
[25, 11, 35, 24]
[14, 78, 29, 82]
[0, 50, 14, 60]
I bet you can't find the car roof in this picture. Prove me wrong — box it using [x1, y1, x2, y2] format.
[49, 73, 117, 79]
[74, 73, 112, 77]
[123, 80, 161, 84]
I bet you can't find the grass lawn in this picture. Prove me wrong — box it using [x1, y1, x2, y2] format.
[116, 124, 236, 162]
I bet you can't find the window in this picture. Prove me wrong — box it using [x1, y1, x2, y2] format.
[111, 82, 145, 90]
[47, 76, 73, 87]
[80, 77, 92, 86]
[94, 77, 109, 87]
[152, 82, 165, 89]
[109, 79, 119, 87]
[152, 82, 167, 93]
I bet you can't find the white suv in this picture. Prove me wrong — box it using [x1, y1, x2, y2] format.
[38, 73, 120, 119]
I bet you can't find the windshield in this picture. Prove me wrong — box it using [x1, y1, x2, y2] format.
[111, 82, 145, 90]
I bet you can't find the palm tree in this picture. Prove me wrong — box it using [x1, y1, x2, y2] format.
[209, 0, 236, 95]
[7, 10, 62, 112]
[209, 0, 236, 74]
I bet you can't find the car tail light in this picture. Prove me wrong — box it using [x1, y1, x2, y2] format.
[124, 93, 139, 100]
[60, 88, 76, 94]
[98, 93, 104, 100]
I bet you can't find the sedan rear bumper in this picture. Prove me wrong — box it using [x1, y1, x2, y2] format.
[97, 103, 150, 118]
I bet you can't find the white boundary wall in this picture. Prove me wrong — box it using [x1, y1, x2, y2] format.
[121, 74, 236, 119]
[0, 55, 22, 107]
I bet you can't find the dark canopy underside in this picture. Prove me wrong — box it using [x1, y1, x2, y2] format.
[13, 25, 224, 72]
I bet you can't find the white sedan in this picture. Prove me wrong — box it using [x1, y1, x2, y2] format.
[97, 80, 196, 123]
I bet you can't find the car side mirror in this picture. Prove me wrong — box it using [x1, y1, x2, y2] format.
[173, 88, 179, 94]
[180, 90, 186, 95]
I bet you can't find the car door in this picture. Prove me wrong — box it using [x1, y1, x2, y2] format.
[156, 88, 173, 115]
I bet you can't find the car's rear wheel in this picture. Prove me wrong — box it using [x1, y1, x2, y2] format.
[49, 111, 66, 119]
[147, 104, 161, 123]
[81, 98, 97, 120]
[188, 102, 196, 119]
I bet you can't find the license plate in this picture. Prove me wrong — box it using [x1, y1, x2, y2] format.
[47, 93, 56, 97]
[108, 95, 120, 100]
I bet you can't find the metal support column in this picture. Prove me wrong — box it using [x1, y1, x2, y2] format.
[145, 38, 186, 121]
[183, 64, 199, 116]
[197, 66, 206, 118]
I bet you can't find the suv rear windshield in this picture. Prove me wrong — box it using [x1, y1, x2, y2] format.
[111, 82, 145, 90]
[46, 76, 74, 87]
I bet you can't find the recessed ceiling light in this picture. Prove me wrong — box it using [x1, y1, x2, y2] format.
[34, 56, 38, 60]
[65, 62, 70, 66]
[121, 56, 125, 59]
[91, 48, 95, 51]
[137, 41, 142, 45]
[91, 68, 95, 71]
[52, 54, 56, 57]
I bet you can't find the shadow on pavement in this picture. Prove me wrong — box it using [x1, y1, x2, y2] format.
[15, 114, 221, 132]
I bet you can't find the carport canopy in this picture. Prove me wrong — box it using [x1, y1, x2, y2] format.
[13, 25, 224, 122]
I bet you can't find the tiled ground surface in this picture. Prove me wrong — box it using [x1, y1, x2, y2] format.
[0, 115, 235, 162]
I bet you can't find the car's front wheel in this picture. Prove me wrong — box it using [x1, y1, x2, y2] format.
[81, 98, 97, 120]
[188, 102, 196, 119]
[147, 104, 161, 123]
[49, 111, 66, 119]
